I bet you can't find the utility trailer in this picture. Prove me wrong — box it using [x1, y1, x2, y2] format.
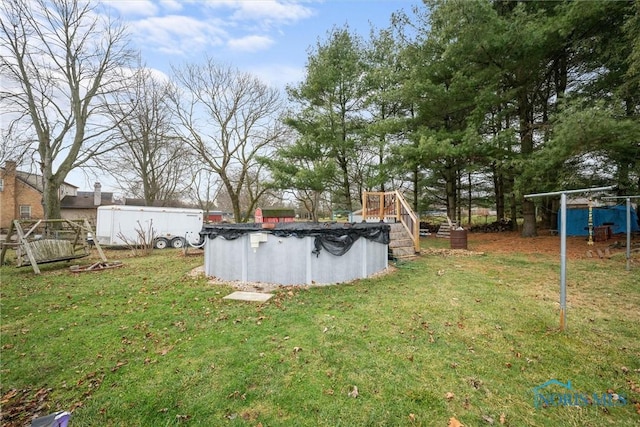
[95, 205, 204, 249]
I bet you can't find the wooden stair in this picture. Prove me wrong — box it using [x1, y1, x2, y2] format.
[389, 222, 418, 260]
[362, 191, 420, 255]
[436, 217, 457, 238]
[436, 224, 451, 238]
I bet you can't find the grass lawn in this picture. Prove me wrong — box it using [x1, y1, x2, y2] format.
[1, 236, 639, 426]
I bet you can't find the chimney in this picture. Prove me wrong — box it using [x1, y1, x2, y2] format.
[94, 182, 102, 206]
[4, 160, 16, 176]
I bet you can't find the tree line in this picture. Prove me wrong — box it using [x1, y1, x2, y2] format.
[1, 0, 638, 235]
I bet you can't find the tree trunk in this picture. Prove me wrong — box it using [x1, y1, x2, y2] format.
[521, 198, 537, 236]
[412, 166, 419, 214]
[467, 171, 472, 225]
[339, 162, 352, 212]
[43, 177, 61, 221]
[509, 186, 517, 231]
[445, 165, 456, 222]
[493, 163, 505, 220]
[41, 152, 62, 220]
[518, 88, 537, 237]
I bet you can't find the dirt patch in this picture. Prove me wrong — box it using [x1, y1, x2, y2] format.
[461, 230, 638, 260]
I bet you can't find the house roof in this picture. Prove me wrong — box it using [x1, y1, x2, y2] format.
[1, 166, 78, 192]
[61, 191, 116, 209]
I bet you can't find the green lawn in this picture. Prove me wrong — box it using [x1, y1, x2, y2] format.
[1, 238, 639, 426]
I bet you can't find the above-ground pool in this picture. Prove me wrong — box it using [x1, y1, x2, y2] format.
[200, 222, 390, 285]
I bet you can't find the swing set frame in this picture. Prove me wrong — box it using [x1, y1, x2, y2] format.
[0, 218, 107, 274]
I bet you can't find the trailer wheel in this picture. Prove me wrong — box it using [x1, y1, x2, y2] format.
[154, 238, 169, 249]
[170, 237, 185, 249]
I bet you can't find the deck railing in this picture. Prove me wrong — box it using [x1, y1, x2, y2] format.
[361, 191, 420, 253]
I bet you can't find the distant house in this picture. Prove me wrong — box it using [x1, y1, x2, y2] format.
[0, 161, 77, 231]
[60, 182, 120, 225]
[260, 208, 296, 223]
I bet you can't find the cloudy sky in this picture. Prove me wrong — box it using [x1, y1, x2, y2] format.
[104, 0, 416, 89]
[65, 0, 416, 191]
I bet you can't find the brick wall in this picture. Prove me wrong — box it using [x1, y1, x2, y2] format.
[0, 162, 44, 231]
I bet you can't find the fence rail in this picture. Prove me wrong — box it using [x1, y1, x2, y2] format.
[362, 191, 420, 253]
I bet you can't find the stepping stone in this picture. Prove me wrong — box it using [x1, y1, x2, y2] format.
[223, 291, 273, 302]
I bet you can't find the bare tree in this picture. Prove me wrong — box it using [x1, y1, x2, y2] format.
[102, 66, 193, 205]
[214, 166, 283, 217]
[0, 128, 34, 167]
[186, 167, 222, 216]
[169, 58, 287, 222]
[0, 0, 135, 219]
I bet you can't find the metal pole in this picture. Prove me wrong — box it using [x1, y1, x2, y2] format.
[560, 193, 567, 331]
[525, 186, 615, 198]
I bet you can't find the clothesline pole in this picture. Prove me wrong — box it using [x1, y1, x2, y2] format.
[525, 186, 614, 332]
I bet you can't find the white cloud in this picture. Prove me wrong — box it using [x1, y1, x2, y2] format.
[158, 0, 183, 13]
[199, 0, 316, 27]
[228, 35, 274, 52]
[106, 0, 159, 17]
[131, 15, 227, 56]
[230, 1, 315, 23]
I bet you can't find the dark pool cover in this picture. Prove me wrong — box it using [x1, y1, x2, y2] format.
[200, 222, 390, 256]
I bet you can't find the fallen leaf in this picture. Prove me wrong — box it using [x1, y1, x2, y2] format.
[70, 401, 84, 411]
[293, 346, 302, 353]
[348, 386, 359, 398]
[1, 389, 18, 404]
[448, 417, 464, 427]
[482, 415, 494, 424]
[111, 360, 128, 372]
[445, 391, 455, 400]
[499, 413, 506, 424]
[463, 396, 470, 409]
[159, 346, 174, 356]
[408, 413, 416, 422]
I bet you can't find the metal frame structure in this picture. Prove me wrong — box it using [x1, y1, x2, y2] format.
[602, 195, 640, 271]
[524, 186, 615, 331]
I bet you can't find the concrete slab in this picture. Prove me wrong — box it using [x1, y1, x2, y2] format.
[223, 291, 273, 302]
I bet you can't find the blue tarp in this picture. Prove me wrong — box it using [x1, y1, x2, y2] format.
[559, 205, 640, 236]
